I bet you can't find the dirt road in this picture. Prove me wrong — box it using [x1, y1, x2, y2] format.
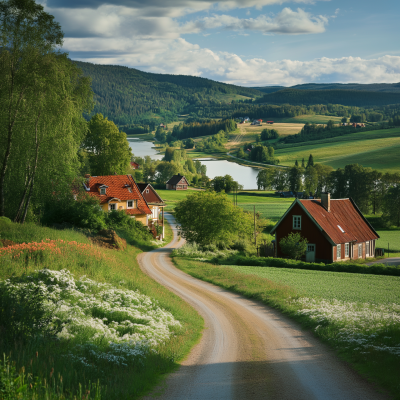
[139, 214, 389, 400]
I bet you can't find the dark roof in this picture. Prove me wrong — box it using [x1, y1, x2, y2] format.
[166, 174, 188, 185]
[271, 198, 379, 245]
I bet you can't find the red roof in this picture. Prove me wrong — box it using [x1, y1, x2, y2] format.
[85, 175, 151, 215]
[300, 199, 379, 244]
[130, 161, 140, 168]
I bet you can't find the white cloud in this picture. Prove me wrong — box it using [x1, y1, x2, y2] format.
[181, 8, 328, 34]
[69, 37, 400, 86]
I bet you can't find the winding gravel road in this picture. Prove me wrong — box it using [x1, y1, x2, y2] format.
[139, 214, 389, 400]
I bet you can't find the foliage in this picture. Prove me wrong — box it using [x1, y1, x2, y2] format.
[382, 186, 400, 227]
[82, 114, 132, 176]
[174, 191, 254, 247]
[260, 128, 279, 141]
[210, 175, 241, 193]
[279, 232, 308, 260]
[257, 88, 400, 107]
[249, 144, 278, 165]
[0, 5, 93, 222]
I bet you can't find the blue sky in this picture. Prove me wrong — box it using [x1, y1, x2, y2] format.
[39, 0, 400, 86]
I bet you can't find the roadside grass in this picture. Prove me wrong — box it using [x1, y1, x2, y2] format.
[275, 127, 400, 172]
[0, 222, 203, 399]
[173, 257, 400, 399]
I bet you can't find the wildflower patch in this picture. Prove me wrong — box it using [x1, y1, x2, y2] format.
[1, 269, 181, 368]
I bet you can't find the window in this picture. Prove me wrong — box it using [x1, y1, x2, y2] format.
[366, 242, 370, 256]
[100, 187, 106, 195]
[127, 200, 135, 209]
[345, 243, 349, 257]
[293, 215, 301, 230]
[146, 189, 149, 193]
[337, 244, 341, 259]
[358, 244, 362, 258]
[110, 204, 116, 210]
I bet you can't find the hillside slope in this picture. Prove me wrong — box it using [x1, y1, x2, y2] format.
[74, 61, 262, 125]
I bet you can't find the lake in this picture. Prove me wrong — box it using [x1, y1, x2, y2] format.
[128, 138, 260, 189]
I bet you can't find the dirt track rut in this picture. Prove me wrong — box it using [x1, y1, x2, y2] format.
[139, 214, 389, 400]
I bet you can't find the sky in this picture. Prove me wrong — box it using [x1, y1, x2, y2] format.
[39, 0, 400, 87]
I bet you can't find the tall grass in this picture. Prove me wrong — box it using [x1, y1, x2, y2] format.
[0, 222, 203, 399]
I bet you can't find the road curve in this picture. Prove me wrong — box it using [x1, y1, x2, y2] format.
[139, 214, 389, 400]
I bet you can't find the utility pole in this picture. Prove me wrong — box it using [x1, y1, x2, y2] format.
[254, 205, 256, 246]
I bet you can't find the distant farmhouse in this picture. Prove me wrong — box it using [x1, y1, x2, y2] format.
[166, 174, 188, 190]
[270, 193, 379, 263]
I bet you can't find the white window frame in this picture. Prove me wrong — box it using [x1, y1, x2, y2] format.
[127, 200, 135, 209]
[146, 189, 149, 194]
[358, 243, 363, 258]
[109, 203, 116, 211]
[337, 244, 341, 259]
[345, 243, 349, 258]
[366, 242, 370, 256]
[100, 187, 106, 195]
[293, 215, 301, 230]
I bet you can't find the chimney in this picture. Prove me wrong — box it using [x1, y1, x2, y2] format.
[84, 174, 90, 180]
[321, 192, 331, 212]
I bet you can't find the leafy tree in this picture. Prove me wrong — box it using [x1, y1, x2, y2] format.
[256, 169, 274, 190]
[303, 166, 318, 196]
[164, 147, 174, 161]
[279, 232, 308, 260]
[382, 186, 400, 226]
[0, 0, 93, 221]
[83, 114, 132, 176]
[289, 166, 303, 193]
[341, 117, 347, 123]
[174, 191, 253, 247]
[307, 154, 314, 168]
[260, 129, 279, 141]
[211, 175, 240, 193]
[185, 138, 195, 149]
[156, 161, 180, 184]
[237, 148, 245, 158]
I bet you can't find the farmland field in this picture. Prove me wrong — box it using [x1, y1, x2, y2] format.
[273, 115, 343, 124]
[226, 265, 400, 304]
[275, 127, 400, 172]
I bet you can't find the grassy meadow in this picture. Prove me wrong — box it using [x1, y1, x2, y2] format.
[275, 127, 400, 172]
[0, 221, 203, 399]
[173, 256, 400, 399]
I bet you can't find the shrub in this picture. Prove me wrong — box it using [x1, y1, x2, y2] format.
[279, 232, 308, 260]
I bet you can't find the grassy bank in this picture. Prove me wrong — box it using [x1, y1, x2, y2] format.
[173, 256, 400, 399]
[0, 222, 203, 399]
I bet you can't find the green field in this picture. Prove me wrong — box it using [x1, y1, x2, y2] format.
[376, 230, 400, 256]
[272, 115, 343, 124]
[275, 127, 400, 172]
[227, 265, 400, 304]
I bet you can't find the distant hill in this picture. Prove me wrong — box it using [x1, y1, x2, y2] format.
[254, 83, 400, 93]
[255, 88, 400, 107]
[74, 61, 263, 125]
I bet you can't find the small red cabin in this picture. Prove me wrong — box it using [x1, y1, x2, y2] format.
[166, 174, 189, 190]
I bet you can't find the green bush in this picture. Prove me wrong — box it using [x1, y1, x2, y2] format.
[214, 255, 400, 277]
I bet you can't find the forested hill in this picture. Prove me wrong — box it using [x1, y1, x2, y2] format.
[256, 88, 400, 107]
[254, 82, 400, 94]
[74, 61, 262, 125]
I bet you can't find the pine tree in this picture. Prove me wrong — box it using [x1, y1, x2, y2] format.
[307, 154, 314, 167]
[301, 158, 305, 168]
[295, 160, 299, 167]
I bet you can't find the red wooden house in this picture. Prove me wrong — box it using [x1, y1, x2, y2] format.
[166, 174, 188, 190]
[270, 193, 379, 263]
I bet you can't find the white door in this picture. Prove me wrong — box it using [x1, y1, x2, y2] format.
[306, 244, 316, 262]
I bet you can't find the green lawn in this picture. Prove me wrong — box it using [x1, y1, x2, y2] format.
[275, 127, 400, 172]
[227, 265, 400, 304]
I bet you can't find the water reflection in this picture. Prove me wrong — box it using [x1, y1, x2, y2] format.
[196, 158, 259, 190]
[127, 138, 163, 160]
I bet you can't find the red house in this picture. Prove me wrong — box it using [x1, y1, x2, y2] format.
[270, 193, 380, 263]
[166, 174, 189, 190]
[130, 161, 140, 170]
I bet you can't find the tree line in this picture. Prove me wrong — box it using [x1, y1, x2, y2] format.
[256, 163, 400, 226]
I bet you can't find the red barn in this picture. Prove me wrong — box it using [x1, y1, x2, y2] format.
[270, 193, 379, 263]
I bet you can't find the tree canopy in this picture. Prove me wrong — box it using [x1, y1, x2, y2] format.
[174, 191, 253, 247]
